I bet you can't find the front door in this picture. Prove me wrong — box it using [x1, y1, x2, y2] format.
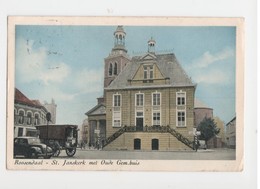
[136, 118, 143, 131]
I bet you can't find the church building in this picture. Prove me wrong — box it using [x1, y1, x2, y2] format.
[86, 26, 197, 151]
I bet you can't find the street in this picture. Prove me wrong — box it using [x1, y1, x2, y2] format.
[57, 148, 236, 160]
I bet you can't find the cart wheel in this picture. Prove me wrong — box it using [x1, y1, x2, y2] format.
[52, 149, 61, 157]
[66, 148, 76, 157]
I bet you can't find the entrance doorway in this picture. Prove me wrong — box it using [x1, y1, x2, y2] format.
[152, 139, 159, 150]
[134, 138, 141, 150]
[136, 117, 143, 131]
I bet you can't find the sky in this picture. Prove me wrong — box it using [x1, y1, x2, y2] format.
[15, 25, 236, 126]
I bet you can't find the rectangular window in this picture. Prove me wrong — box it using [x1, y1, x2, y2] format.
[113, 120, 121, 127]
[143, 65, 153, 79]
[136, 94, 144, 106]
[152, 92, 161, 126]
[136, 112, 143, 117]
[177, 92, 186, 105]
[152, 93, 160, 106]
[153, 112, 160, 126]
[144, 69, 148, 79]
[113, 111, 121, 127]
[18, 128, 23, 137]
[113, 94, 121, 107]
[150, 68, 153, 79]
[113, 94, 121, 127]
[177, 111, 186, 127]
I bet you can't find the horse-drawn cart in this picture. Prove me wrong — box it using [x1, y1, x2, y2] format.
[35, 124, 78, 157]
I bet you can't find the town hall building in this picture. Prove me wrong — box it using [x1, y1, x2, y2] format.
[86, 26, 197, 151]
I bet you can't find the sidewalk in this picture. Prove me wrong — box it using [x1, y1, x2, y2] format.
[72, 148, 235, 160]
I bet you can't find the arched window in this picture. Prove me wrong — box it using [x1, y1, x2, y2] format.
[18, 110, 24, 124]
[27, 112, 32, 125]
[119, 35, 122, 44]
[123, 36, 125, 45]
[114, 62, 118, 75]
[109, 63, 113, 76]
[34, 113, 40, 125]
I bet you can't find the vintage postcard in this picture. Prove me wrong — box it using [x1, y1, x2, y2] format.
[7, 16, 244, 171]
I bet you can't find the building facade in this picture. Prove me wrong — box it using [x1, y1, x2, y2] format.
[226, 116, 236, 149]
[194, 99, 225, 148]
[14, 88, 56, 138]
[78, 118, 89, 147]
[14, 88, 48, 137]
[86, 100, 106, 147]
[87, 26, 197, 151]
[212, 116, 226, 147]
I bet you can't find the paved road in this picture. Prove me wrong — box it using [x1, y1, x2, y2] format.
[58, 148, 236, 160]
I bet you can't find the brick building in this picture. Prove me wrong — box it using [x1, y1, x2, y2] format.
[194, 99, 225, 148]
[86, 26, 197, 151]
[194, 99, 213, 128]
[14, 88, 56, 137]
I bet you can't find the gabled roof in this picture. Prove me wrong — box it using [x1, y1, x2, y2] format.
[226, 116, 236, 126]
[15, 88, 45, 109]
[85, 103, 106, 116]
[106, 53, 195, 90]
[140, 52, 157, 60]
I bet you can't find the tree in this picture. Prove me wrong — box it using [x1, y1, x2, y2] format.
[197, 117, 220, 144]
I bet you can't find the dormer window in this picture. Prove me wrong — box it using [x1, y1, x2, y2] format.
[143, 65, 153, 79]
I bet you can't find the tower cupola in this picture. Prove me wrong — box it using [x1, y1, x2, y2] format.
[104, 26, 130, 88]
[148, 37, 156, 53]
[112, 26, 127, 53]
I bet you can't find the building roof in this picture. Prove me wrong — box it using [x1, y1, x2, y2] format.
[114, 25, 125, 34]
[106, 53, 195, 90]
[226, 116, 236, 126]
[15, 88, 46, 109]
[194, 99, 212, 109]
[85, 103, 106, 116]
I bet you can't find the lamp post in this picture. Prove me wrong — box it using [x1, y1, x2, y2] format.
[46, 112, 51, 157]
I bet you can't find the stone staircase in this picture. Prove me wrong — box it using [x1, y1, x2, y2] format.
[166, 126, 194, 149]
[102, 125, 194, 150]
[102, 126, 127, 147]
